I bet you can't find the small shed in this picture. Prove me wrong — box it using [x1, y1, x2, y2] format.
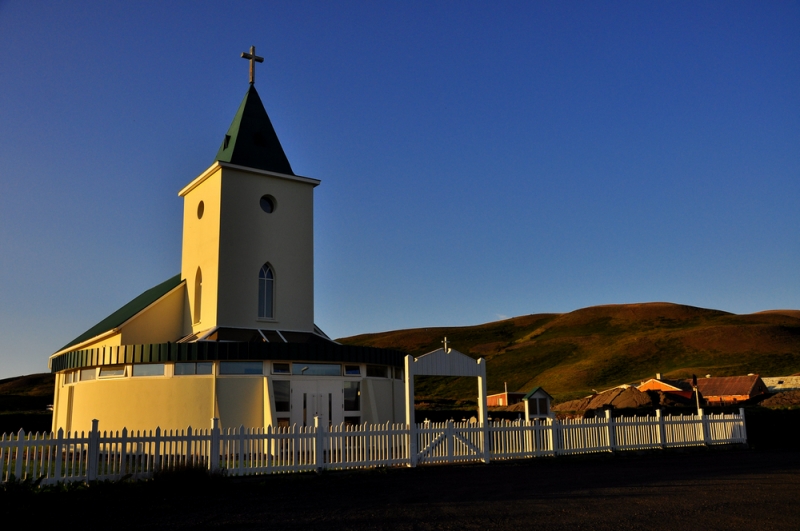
[487, 391, 526, 407]
[522, 387, 553, 420]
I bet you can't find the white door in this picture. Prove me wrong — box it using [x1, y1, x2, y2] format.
[291, 380, 343, 428]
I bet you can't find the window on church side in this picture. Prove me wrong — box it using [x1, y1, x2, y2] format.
[344, 382, 360, 412]
[132, 364, 165, 377]
[194, 268, 202, 324]
[273, 381, 290, 412]
[258, 264, 274, 319]
[260, 195, 275, 213]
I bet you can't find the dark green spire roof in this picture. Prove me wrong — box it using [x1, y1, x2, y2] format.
[215, 85, 294, 175]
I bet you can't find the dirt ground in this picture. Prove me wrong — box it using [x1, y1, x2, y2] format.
[5, 448, 800, 530]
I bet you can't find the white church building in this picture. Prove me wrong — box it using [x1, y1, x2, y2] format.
[49, 49, 412, 434]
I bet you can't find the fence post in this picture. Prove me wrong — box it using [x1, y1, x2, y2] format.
[14, 428, 25, 480]
[605, 410, 616, 452]
[120, 427, 128, 479]
[446, 420, 454, 463]
[698, 409, 711, 445]
[238, 425, 246, 476]
[87, 419, 99, 482]
[408, 422, 418, 468]
[154, 427, 162, 474]
[54, 428, 63, 482]
[547, 418, 558, 456]
[314, 416, 323, 473]
[739, 408, 748, 448]
[656, 409, 666, 449]
[210, 418, 220, 473]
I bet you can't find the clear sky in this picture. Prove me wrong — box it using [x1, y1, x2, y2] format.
[1, 1, 798, 379]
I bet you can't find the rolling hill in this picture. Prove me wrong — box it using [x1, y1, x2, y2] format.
[338, 303, 800, 404]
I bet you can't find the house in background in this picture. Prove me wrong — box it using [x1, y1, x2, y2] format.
[637, 373, 694, 400]
[696, 374, 768, 404]
[487, 391, 526, 407]
[761, 376, 800, 393]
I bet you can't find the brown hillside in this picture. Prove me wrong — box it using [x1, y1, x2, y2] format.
[338, 303, 800, 403]
[0, 373, 54, 397]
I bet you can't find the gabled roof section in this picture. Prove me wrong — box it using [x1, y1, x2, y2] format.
[58, 275, 182, 352]
[214, 85, 294, 175]
[410, 348, 485, 377]
[523, 387, 553, 400]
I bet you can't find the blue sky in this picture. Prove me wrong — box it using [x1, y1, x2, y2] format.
[1, 1, 798, 379]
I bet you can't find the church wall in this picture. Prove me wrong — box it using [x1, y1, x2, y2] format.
[70, 333, 123, 352]
[180, 167, 223, 335]
[361, 378, 396, 424]
[216, 376, 264, 429]
[393, 380, 405, 422]
[217, 168, 315, 332]
[64, 376, 214, 433]
[119, 283, 186, 345]
[52, 374, 71, 432]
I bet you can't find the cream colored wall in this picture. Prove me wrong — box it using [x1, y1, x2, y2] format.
[180, 167, 223, 335]
[69, 333, 123, 352]
[120, 283, 186, 344]
[62, 376, 215, 433]
[217, 167, 316, 331]
[52, 366, 402, 433]
[216, 377, 264, 429]
[393, 380, 405, 423]
[361, 378, 396, 424]
[52, 374, 71, 432]
[263, 377, 275, 428]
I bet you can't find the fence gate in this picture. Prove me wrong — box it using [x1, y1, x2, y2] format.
[416, 420, 484, 465]
[404, 346, 491, 465]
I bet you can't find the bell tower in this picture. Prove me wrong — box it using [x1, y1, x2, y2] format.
[178, 47, 319, 336]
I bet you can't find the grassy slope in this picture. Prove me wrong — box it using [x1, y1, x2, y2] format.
[0, 373, 55, 433]
[338, 303, 800, 403]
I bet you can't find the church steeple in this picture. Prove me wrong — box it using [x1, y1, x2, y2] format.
[214, 84, 295, 176]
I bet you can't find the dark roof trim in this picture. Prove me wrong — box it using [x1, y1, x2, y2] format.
[57, 275, 183, 352]
[50, 342, 407, 373]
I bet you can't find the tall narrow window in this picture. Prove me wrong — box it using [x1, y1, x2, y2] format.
[258, 264, 274, 319]
[193, 267, 202, 324]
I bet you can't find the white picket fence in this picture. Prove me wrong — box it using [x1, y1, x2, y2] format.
[0, 409, 746, 485]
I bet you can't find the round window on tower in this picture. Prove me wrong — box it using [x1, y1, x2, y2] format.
[260, 195, 276, 214]
[197, 201, 205, 219]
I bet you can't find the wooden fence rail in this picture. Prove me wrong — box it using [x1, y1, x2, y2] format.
[0, 408, 746, 485]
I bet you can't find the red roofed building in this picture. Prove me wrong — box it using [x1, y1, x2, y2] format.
[696, 374, 768, 405]
[637, 374, 694, 399]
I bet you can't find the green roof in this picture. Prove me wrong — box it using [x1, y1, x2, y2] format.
[214, 85, 294, 175]
[58, 274, 183, 352]
[523, 387, 553, 400]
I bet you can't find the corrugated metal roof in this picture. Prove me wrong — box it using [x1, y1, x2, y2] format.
[697, 375, 762, 397]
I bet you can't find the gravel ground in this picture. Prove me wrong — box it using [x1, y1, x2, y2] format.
[5, 448, 800, 530]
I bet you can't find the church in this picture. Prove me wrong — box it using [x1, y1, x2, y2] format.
[49, 48, 407, 434]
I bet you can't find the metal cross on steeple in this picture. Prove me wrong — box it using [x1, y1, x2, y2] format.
[241, 45, 264, 85]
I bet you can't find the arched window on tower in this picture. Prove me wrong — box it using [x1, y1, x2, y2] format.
[258, 264, 274, 319]
[193, 267, 202, 324]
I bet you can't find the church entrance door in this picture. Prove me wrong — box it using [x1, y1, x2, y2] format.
[291, 380, 343, 428]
